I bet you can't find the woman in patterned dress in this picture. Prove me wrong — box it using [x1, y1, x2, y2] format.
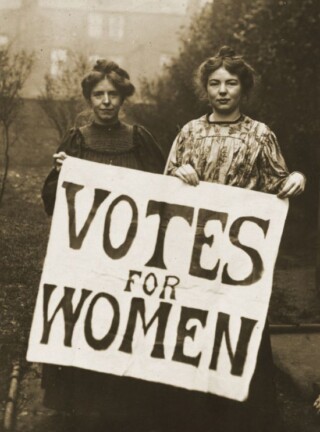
[41, 60, 165, 432]
[162, 46, 306, 432]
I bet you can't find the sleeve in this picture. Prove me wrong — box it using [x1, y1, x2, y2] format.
[257, 128, 290, 194]
[41, 128, 82, 216]
[164, 127, 189, 176]
[134, 125, 165, 174]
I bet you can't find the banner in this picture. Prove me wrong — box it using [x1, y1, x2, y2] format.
[27, 157, 288, 401]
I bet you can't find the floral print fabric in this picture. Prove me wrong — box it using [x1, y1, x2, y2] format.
[165, 114, 289, 193]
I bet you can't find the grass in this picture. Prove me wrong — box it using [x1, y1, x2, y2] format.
[0, 166, 50, 420]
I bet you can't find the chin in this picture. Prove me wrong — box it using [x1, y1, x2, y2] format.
[100, 116, 115, 122]
[215, 107, 237, 115]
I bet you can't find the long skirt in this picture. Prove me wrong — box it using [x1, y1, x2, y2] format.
[42, 324, 283, 432]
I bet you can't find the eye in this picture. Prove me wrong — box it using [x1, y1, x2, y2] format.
[208, 80, 219, 86]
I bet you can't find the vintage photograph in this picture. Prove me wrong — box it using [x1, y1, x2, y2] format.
[0, 0, 319, 431]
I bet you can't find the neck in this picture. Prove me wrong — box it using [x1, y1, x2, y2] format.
[93, 116, 120, 127]
[209, 109, 241, 122]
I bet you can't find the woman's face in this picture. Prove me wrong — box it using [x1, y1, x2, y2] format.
[206, 67, 242, 116]
[89, 78, 123, 124]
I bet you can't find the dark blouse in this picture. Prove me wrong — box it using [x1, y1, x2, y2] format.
[42, 121, 164, 216]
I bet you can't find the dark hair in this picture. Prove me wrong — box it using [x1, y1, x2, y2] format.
[196, 46, 255, 97]
[81, 59, 135, 100]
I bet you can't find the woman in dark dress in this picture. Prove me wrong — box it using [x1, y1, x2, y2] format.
[162, 46, 306, 432]
[41, 60, 165, 432]
[42, 59, 164, 216]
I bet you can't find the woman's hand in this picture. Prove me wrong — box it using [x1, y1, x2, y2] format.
[174, 164, 199, 186]
[277, 172, 306, 198]
[53, 151, 68, 172]
[314, 395, 320, 414]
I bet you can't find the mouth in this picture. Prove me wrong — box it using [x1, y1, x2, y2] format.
[217, 99, 230, 104]
[99, 109, 114, 114]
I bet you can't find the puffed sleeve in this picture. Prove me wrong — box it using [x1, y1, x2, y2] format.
[41, 128, 83, 216]
[164, 127, 190, 176]
[134, 125, 165, 174]
[257, 128, 290, 194]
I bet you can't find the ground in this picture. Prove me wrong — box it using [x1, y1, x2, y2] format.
[0, 132, 320, 430]
[4, 362, 318, 432]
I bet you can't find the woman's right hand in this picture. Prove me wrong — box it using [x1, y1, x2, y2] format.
[314, 394, 320, 414]
[174, 164, 199, 186]
[53, 151, 68, 171]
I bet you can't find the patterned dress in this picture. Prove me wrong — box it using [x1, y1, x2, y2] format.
[165, 113, 289, 192]
[162, 113, 287, 432]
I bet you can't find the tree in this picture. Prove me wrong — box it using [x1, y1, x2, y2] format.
[231, 0, 320, 242]
[38, 53, 92, 141]
[129, 0, 254, 154]
[0, 46, 34, 205]
[236, 0, 319, 166]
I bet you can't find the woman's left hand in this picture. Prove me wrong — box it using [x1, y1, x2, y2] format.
[277, 172, 306, 198]
[314, 395, 320, 414]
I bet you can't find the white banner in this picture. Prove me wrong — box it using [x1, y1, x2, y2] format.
[27, 157, 288, 401]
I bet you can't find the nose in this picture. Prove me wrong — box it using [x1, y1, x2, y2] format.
[102, 92, 110, 104]
[218, 83, 227, 95]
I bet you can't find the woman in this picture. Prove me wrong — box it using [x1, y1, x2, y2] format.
[41, 60, 165, 432]
[42, 59, 164, 216]
[163, 46, 306, 432]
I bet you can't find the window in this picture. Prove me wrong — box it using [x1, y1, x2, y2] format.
[88, 13, 103, 39]
[50, 49, 67, 76]
[0, 34, 8, 48]
[108, 15, 124, 41]
[39, 0, 86, 9]
[159, 53, 172, 68]
[199, 0, 214, 7]
[109, 56, 124, 66]
[0, 0, 21, 9]
[89, 54, 101, 66]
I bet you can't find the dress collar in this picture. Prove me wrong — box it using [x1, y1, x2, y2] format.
[91, 120, 122, 131]
[206, 113, 244, 125]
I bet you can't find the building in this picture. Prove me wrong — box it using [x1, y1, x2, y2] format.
[0, 0, 212, 98]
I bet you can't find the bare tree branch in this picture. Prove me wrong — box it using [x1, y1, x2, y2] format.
[0, 46, 34, 206]
[38, 52, 91, 141]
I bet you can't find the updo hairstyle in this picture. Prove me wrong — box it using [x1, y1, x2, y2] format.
[196, 46, 255, 97]
[81, 59, 135, 101]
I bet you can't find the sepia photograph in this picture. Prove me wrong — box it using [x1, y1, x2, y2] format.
[0, 0, 319, 431]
